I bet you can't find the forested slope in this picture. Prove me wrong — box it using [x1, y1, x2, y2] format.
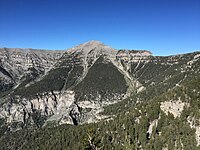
[0, 75, 199, 150]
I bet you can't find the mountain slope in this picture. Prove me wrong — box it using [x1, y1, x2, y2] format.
[0, 41, 199, 150]
[0, 73, 199, 150]
[74, 56, 128, 102]
[0, 48, 64, 95]
[0, 41, 147, 129]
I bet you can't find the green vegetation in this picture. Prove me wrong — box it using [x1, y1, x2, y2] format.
[12, 66, 72, 98]
[17, 67, 43, 89]
[0, 74, 199, 149]
[74, 56, 128, 102]
[65, 65, 84, 89]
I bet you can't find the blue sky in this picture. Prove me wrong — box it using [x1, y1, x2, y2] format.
[0, 0, 199, 56]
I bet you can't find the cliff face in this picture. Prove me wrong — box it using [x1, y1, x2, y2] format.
[0, 41, 199, 132]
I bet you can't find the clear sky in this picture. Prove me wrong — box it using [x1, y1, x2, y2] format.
[0, 0, 199, 56]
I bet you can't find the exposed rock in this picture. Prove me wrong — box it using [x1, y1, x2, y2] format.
[116, 49, 152, 63]
[0, 90, 76, 127]
[187, 116, 200, 146]
[162, 147, 168, 150]
[187, 53, 200, 65]
[160, 99, 189, 118]
[147, 119, 158, 137]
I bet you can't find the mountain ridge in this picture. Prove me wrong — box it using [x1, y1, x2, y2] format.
[0, 41, 152, 129]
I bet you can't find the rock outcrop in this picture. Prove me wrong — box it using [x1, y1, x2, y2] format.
[160, 99, 189, 118]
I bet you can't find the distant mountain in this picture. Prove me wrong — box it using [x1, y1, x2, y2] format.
[0, 41, 199, 149]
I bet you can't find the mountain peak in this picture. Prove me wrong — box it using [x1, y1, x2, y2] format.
[85, 40, 104, 45]
[67, 40, 117, 56]
[81, 40, 108, 48]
